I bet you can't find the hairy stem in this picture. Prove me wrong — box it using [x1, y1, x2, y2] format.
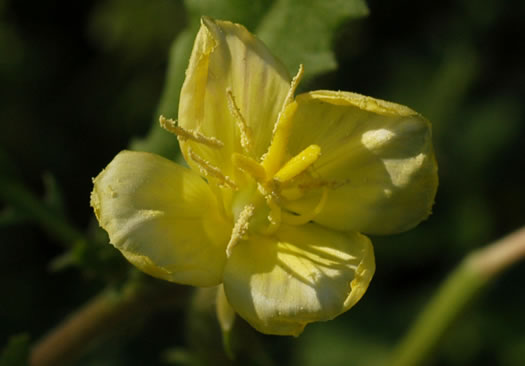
[30, 278, 187, 366]
[390, 226, 525, 366]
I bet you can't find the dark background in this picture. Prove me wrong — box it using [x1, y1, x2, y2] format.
[1, 0, 524, 365]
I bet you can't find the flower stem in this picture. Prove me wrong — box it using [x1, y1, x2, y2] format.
[29, 278, 187, 366]
[389, 226, 525, 366]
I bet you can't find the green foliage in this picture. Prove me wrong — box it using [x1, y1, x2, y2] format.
[185, 0, 274, 30]
[0, 334, 30, 366]
[130, 29, 194, 157]
[257, 0, 368, 79]
[292, 324, 389, 366]
[49, 234, 127, 282]
[89, 0, 185, 63]
[41, 173, 66, 219]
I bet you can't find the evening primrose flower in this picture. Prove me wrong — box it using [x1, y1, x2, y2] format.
[91, 17, 437, 336]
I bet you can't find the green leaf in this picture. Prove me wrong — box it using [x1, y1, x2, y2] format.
[0, 334, 30, 366]
[257, 0, 369, 79]
[0, 177, 83, 246]
[42, 172, 66, 219]
[130, 29, 195, 158]
[0, 206, 31, 227]
[185, 0, 274, 30]
[89, 0, 185, 62]
[49, 232, 127, 281]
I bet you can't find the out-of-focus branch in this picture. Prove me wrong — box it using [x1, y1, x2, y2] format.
[29, 278, 188, 366]
[390, 226, 525, 366]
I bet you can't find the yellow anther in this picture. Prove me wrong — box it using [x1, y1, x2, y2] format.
[232, 153, 266, 183]
[188, 148, 237, 190]
[226, 204, 255, 258]
[282, 187, 328, 226]
[159, 116, 224, 148]
[262, 64, 304, 177]
[226, 88, 253, 154]
[274, 144, 321, 183]
[261, 102, 298, 176]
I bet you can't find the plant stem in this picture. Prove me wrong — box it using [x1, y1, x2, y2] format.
[389, 226, 525, 366]
[29, 278, 187, 366]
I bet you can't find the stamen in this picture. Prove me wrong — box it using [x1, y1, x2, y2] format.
[226, 204, 255, 258]
[262, 64, 304, 177]
[282, 187, 329, 226]
[188, 148, 237, 190]
[226, 88, 253, 154]
[159, 116, 224, 148]
[261, 102, 297, 176]
[280, 186, 304, 201]
[274, 144, 321, 183]
[257, 181, 281, 206]
[232, 153, 266, 183]
[262, 197, 282, 235]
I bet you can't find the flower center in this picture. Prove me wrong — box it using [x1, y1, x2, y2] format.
[224, 65, 327, 257]
[160, 64, 328, 258]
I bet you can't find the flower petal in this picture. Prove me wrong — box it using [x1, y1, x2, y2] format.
[283, 90, 438, 235]
[223, 223, 375, 336]
[178, 17, 291, 176]
[91, 150, 231, 286]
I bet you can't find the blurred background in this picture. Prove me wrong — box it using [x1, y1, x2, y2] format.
[1, 0, 524, 365]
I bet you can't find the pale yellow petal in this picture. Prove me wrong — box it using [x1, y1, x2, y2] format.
[283, 91, 438, 235]
[178, 17, 291, 177]
[216, 284, 236, 333]
[91, 150, 231, 286]
[223, 223, 375, 336]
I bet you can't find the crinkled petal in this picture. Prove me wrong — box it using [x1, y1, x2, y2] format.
[223, 223, 375, 336]
[284, 90, 438, 235]
[178, 17, 291, 177]
[90, 150, 231, 286]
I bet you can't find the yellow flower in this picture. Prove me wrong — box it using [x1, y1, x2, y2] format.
[91, 17, 438, 336]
